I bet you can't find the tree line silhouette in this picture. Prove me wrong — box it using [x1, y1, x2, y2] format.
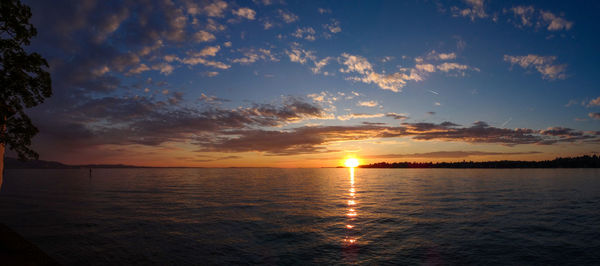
[359, 155, 600, 168]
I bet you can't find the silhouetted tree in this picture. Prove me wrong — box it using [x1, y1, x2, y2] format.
[1, 0, 52, 188]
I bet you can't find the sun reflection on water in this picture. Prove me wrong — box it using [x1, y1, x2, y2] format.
[344, 166, 358, 246]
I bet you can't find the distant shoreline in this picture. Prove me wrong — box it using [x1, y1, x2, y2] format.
[357, 155, 600, 169]
[4, 155, 600, 169]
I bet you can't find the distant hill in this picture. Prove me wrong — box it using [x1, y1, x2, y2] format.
[360, 155, 600, 168]
[3, 157, 146, 169]
[4, 157, 72, 169]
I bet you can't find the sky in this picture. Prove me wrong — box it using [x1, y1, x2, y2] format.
[15, 0, 600, 167]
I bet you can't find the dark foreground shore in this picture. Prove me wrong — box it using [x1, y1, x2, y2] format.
[0, 223, 60, 266]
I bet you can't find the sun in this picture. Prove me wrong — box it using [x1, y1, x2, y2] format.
[344, 158, 360, 168]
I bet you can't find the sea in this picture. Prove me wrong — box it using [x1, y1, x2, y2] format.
[1, 168, 599, 265]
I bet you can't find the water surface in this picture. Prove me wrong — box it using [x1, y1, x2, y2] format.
[1, 168, 599, 265]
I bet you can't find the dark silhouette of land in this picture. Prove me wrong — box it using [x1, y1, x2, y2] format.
[4, 157, 148, 169]
[0, 223, 60, 266]
[359, 155, 600, 168]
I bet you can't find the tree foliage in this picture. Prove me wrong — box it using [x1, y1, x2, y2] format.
[0, 0, 52, 160]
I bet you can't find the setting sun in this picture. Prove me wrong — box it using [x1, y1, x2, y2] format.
[344, 158, 360, 168]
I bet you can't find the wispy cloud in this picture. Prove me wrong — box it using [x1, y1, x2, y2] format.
[427, 50, 457, 60]
[307, 91, 334, 103]
[416, 64, 436, 73]
[278, 9, 299, 23]
[311, 57, 333, 75]
[324, 19, 342, 34]
[437, 62, 470, 73]
[38, 96, 331, 150]
[199, 93, 229, 103]
[193, 30, 216, 42]
[93, 7, 129, 43]
[174, 47, 231, 69]
[339, 53, 422, 92]
[127, 64, 150, 75]
[504, 54, 567, 80]
[306, 91, 339, 112]
[201, 1, 228, 17]
[317, 8, 331, 14]
[292, 27, 316, 41]
[286, 43, 333, 75]
[338, 113, 385, 121]
[151, 63, 174, 75]
[232, 48, 278, 64]
[415, 50, 478, 76]
[540, 10, 573, 31]
[232, 7, 256, 20]
[501, 117, 512, 127]
[451, 0, 487, 21]
[286, 44, 315, 64]
[192, 45, 221, 57]
[504, 6, 573, 31]
[162, 45, 228, 70]
[505, 6, 535, 27]
[385, 113, 409, 120]
[357, 100, 378, 107]
[201, 71, 219, 77]
[587, 97, 600, 107]
[195, 121, 599, 155]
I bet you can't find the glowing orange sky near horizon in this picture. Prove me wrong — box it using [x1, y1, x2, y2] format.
[32, 138, 592, 168]
[45, 149, 589, 168]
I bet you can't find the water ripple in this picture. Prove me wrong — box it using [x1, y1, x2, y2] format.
[0, 168, 599, 265]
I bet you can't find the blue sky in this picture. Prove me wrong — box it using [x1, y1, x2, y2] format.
[18, 0, 600, 166]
